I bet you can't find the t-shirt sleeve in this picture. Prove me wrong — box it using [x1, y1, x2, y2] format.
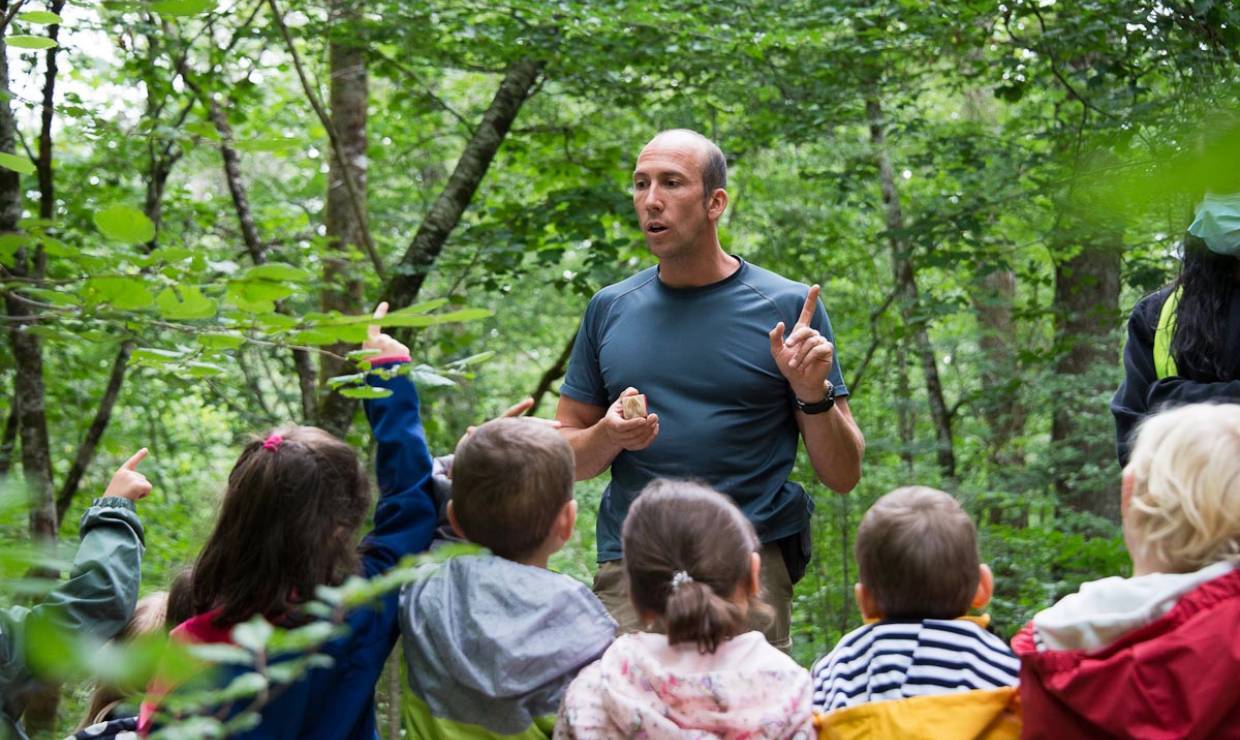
[559, 296, 609, 407]
[813, 300, 849, 397]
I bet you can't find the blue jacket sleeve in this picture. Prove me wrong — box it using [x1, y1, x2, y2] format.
[360, 362, 437, 578]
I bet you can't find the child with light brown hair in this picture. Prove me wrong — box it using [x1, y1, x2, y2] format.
[1015, 402, 1240, 738]
[399, 417, 615, 738]
[811, 486, 1020, 736]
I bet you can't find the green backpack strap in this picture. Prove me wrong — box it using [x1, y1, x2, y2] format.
[1153, 286, 1182, 379]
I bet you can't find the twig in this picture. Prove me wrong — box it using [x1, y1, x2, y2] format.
[0, 0, 27, 34]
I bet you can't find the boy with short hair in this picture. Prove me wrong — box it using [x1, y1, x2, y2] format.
[400, 418, 615, 738]
[811, 487, 1020, 737]
[1014, 403, 1240, 738]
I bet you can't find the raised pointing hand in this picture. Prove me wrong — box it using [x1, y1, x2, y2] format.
[364, 301, 409, 359]
[104, 448, 153, 502]
[768, 284, 834, 400]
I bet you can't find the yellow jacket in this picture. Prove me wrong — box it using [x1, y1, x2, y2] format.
[814, 686, 1021, 740]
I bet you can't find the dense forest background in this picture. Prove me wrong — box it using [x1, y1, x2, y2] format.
[1, 0, 1238, 735]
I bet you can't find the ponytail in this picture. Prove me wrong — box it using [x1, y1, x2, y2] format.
[622, 479, 769, 654]
[664, 577, 748, 654]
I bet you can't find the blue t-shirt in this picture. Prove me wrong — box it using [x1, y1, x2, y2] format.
[561, 258, 849, 562]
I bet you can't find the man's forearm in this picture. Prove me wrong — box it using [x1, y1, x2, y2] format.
[799, 400, 864, 492]
[562, 423, 624, 481]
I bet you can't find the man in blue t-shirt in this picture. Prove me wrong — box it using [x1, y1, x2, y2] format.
[556, 129, 865, 649]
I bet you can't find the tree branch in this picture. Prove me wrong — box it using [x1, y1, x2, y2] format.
[55, 340, 134, 525]
[266, 0, 385, 279]
[383, 57, 543, 310]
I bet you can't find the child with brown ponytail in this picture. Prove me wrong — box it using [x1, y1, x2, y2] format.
[556, 479, 813, 739]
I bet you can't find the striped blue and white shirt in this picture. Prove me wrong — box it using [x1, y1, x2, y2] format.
[811, 618, 1020, 713]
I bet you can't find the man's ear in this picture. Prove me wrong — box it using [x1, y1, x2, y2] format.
[855, 582, 881, 620]
[446, 501, 467, 540]
[972, 564, 994, 610]
[707, 188, 728, 222]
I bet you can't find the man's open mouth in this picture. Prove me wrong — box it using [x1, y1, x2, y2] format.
[647, 224, 668, 233]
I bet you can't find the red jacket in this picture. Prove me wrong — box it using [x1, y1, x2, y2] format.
[1012, 567, 1240, 739]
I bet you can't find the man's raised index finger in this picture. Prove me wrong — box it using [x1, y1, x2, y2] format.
[796, 285, 821, 327]
[123, 448, 148, 471]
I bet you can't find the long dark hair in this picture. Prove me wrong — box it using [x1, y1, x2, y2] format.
[622, 479, 770, 654]
[1171, 235, 1240, 381]
[191, 426, 371, 627]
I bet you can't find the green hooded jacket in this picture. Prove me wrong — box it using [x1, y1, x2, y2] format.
[0, 497, 144, 739]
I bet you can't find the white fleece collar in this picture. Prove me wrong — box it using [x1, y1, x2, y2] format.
[1033, 560, 1236, 652]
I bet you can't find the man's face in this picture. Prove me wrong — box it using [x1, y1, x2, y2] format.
[632, 138, 712, 261]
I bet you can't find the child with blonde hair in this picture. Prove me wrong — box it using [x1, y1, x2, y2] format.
[557, 480, 812, 739]
[1014, 402, 1240, 738]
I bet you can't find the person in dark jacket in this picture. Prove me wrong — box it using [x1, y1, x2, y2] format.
[1111, 192, 1240, 465]
[1, 450, 151, 739]
[1014, 403, 1240, 739]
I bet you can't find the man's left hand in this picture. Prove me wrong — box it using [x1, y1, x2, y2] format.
[768, 284, 834, 401]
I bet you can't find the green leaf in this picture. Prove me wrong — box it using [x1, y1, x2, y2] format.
[380, 307, 492, 329]
[22, 287, 79, 306]
[185, 361, 227, 377]
[326, 372, 365, 389]
[94, 205, 156, 244]
[157, 286, 218, 320]
[216, 671, 268, 702]
[0, 233, 26, 261]
[231, 617, 273, 653]
[85, 275, 155, 310]
[241, 263, 310, 283]
[185, 121, 221, 141]
[405, 365, 457, 388]
[132, 347, 184, 365]
[0, 152, 35, 174]
[339, 386, 393, 399]
[197, 333, 245, 350]
[288, 328, 341, 346]
[5, 35, 56, 50]
[150, 0, 218, 17]
[187, 643, 253, 665]
[18, 11, 63, 24]
[37, 236, 76, 257]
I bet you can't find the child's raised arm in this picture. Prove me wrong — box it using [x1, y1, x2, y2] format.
[0, 451, 149, 711]
[359, 303, 437, 576]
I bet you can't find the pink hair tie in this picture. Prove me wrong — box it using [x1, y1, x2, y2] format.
[262, 433, 284, 452]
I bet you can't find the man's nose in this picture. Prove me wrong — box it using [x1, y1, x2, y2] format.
[639, 184, 663, 211]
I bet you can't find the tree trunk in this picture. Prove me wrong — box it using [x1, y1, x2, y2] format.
[974, 266, 1026, 467]
[0, 10, 56, 545]
[383, 58, 543, 310]
[865, 94, 956, 482]
[0, 396, 16, 476]
[319, 0, 369, 437]
[1050, 222, 1122, 521]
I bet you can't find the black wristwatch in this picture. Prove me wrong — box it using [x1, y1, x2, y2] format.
[795, 381, 836, 415]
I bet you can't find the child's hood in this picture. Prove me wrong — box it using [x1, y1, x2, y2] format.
[1013, 563, 1240, 738]
[1031, 560, 1236, 651]
[588, 631, 813, 739]
[400, 553, 615, 733]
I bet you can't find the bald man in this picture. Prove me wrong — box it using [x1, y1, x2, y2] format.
[556, 129, 865, 650]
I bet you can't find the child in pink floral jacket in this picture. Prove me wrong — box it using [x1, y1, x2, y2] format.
[556, 480, 813, 739]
